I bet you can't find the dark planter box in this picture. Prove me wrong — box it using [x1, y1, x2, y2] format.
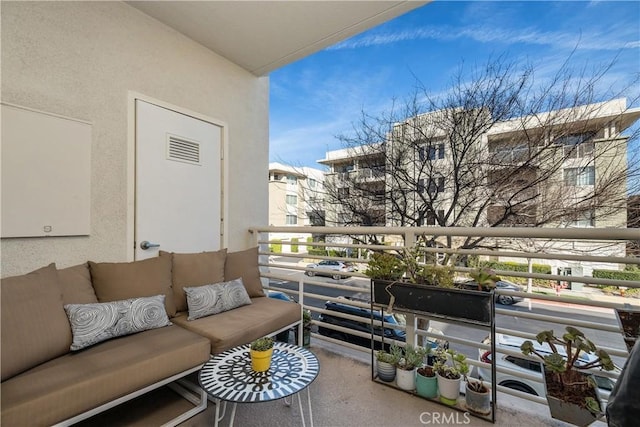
[614, 308, 640, 352]
[371, 279, 494, 325]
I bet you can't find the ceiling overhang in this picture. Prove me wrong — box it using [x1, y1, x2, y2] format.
[127, 1, 429, 76]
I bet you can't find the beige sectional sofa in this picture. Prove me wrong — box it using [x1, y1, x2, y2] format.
[1, 247, 301, 426]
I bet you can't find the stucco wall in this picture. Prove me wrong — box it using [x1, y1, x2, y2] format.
[1, 2, 269, 277]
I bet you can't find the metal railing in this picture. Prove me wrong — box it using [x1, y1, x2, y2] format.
[250, 225, 639, 407]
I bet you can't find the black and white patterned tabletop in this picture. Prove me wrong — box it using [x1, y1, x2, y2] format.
[199, 342, 320, 403]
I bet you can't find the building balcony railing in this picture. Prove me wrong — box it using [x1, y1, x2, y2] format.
[252, 225, 639, 424]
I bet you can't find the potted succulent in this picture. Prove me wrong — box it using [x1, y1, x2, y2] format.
[416, 347, 438, 398]
[367, 247, 495, 325]
[521, 327, 614, 426]
[433, 346, 469, 405]
[250, 336, 275, 372]
[395, 344, 427, 391]
[465, 377, 491, 415]
[375, 343, 402, 382]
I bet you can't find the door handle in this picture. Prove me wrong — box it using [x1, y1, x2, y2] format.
[140, 241, 160, 250]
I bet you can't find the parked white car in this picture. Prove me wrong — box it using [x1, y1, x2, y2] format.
[477, 333, 618, 397]
[305, 260, 355, 280]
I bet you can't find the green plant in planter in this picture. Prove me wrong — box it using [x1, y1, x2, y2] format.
[376, 342, 403, 364]
[251, 336, 274, 351]
[396, 344, 427, 370]
[433, 346, 470, 380]
[418, 264, 455, 288]
[469, 267, 500, 291]
[520, 326, 614, 417]
[365, 252, 405, 281]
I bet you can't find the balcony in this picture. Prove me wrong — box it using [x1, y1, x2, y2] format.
[79, 226, 637, 426]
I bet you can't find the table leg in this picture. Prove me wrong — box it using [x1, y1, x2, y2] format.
[213, 400, 237, 427]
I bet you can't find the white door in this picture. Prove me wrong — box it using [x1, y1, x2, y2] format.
[135, 100, 222, 260]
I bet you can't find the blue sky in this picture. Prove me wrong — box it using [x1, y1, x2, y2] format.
[269, 0, 640, 169]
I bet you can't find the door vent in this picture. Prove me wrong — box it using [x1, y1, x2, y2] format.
[167, 135, 201, 165]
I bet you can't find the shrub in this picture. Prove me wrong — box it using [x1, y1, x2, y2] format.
[478, 261, 553, 287]
[291, 238, 299, 253]
[593, 269, 640, 282]
[270, 240, 282, 254]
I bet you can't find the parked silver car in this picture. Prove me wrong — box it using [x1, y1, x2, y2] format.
[305, 260, 355, 280]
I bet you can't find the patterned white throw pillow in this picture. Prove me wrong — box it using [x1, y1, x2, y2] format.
[184, 278, 252, 321]
[64, 294, 171, 351]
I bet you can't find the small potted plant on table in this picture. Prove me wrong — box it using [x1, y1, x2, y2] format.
[465, 378, 491, 415]
[521, 327, 614, 426]
[250, 336, 275, 372]
[416, 347, 438, 398]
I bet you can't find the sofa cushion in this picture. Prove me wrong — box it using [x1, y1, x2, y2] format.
[89, 256, 175, 316]
[172, 296, 300, 354]
[184, 278, 252, 321]
[57, 262, 98, 305]
[160, 249, 227, 313]
[224, 247, 265, 297]
[65, 295, 172, 351]
[1, 263, 72, 381]
[0, 325, 210, 427]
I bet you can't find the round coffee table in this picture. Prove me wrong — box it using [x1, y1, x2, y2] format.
[199, 341, 319, 427]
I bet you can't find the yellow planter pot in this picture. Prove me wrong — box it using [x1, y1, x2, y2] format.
[250, 348, 274, 372]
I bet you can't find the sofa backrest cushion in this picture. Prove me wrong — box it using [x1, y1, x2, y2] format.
[1, 263, 73, 381]
[160, 249, 227, 313]
[224, 247, 265, 297]
[58, 262, 99, 305]
[89, 256, 176, 316]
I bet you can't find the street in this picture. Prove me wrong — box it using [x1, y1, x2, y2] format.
[267, 266, 627, 367]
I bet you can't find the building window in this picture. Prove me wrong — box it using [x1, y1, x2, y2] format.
[286, 194, 297, 205]
[558, 134, 595, 159]
[569, 209, 595, 227]
[418, 177, 445, 196]
[308, 178, 316, 189]
[419, 143, 445, 161]
[337, 187, 350, 198]
[419, 209, 444, 226]
[564, 166, 595, 186]
[287, 175, 297, 185]
[286, 215, 298, 225]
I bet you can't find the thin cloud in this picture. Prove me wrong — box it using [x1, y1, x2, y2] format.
[329, 25, 638, 52]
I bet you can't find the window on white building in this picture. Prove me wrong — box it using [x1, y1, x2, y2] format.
[286, 194, 297, 205]
[418, 177, 445, 196]
[308, 178, 316, 189]
[558, 134, 595, 159]
[569, 209, 595, 227]
[564, 166, 595, 186]
[287, 175, 297, 185]
[419, 143, 445, 161]
[286, 215, 298, 225]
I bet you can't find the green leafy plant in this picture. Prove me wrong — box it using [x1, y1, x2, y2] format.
[520, 326, 614, 415]
[365, 252, 404, 281]
[419, 264, 455, 288]
[396, 344, 427, 370]
[250, 336, 274, 351]
[376, 342, 403, 364]
[469, 267, 500, 290]
[433, 346, 469, 380]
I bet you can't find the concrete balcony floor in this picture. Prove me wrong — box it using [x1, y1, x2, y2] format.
[78, 340, 604, 427]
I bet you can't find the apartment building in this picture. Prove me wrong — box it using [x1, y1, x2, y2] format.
[319, 99, 640, 274]
[268, 162, 325, 252]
